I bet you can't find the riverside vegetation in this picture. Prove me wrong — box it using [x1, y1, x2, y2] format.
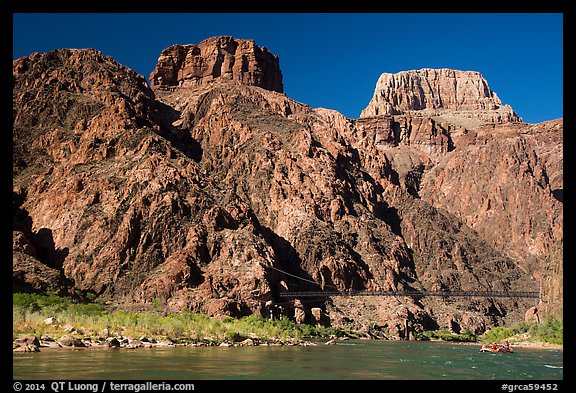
[414, 319, 563, 346]
[479, 317, 563, 345]
[13, 293, 562, 352]
[13, 293, 350, 349]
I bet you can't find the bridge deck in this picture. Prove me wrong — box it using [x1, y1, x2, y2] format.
[278, 290, 539, 298]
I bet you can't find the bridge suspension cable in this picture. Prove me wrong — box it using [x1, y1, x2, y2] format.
[261, 263, 539, 300]
[278, 290, 540, 299]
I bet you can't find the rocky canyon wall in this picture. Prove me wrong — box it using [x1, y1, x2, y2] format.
[13, 37, 562, 337]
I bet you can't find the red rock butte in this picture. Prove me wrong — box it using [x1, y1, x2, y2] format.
[361, 68, 521, 124]
[150, 36, 284, 93]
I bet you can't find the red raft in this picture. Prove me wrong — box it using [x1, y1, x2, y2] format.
[480, 343, 513, 353]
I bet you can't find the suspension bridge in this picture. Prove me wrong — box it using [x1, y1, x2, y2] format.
[278, 289, 540, 299]
[262, 263, 540, 300]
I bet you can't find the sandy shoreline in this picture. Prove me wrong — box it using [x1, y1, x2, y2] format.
[499, 342, 563, 351]
[440, 340, 563, 351]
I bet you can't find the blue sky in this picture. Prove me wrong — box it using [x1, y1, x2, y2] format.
[13, 13, 563, 124]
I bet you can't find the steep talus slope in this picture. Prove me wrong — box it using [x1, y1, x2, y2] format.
[13, 37, 561, 337]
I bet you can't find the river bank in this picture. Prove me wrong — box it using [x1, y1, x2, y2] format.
[13, 331, 563, 354]
[482, 341, 563, 350]
[13, 293, 563, 353]
[13, 293, 351, 353]
[429, 339, 563, 351]
[13, 332, 325, 353]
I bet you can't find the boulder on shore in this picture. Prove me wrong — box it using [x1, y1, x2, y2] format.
[13, 336, 41, 352]
[58, 334, 86, 347]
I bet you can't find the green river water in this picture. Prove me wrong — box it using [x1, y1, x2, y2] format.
[13, 340, 563, 380]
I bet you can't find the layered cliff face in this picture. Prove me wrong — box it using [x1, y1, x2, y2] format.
[149, 36, 283, 93]
[361, 68, 520, 125]
[13, 37, 561, 336]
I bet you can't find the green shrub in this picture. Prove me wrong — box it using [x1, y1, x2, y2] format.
[13, 293, 40, 311]
[151, 297, 164, 311]
[414, 331, 431, 341]
[480, 317, 563, 345]
[298, 323, 315, 337]
[13, 293, 71, 312]
[480, 327, 512, 343]
[241, 314, 261, 324]
[529, 317, 563, 345]
[510, 321, 531, 335]
[66, 303, 107, 317]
